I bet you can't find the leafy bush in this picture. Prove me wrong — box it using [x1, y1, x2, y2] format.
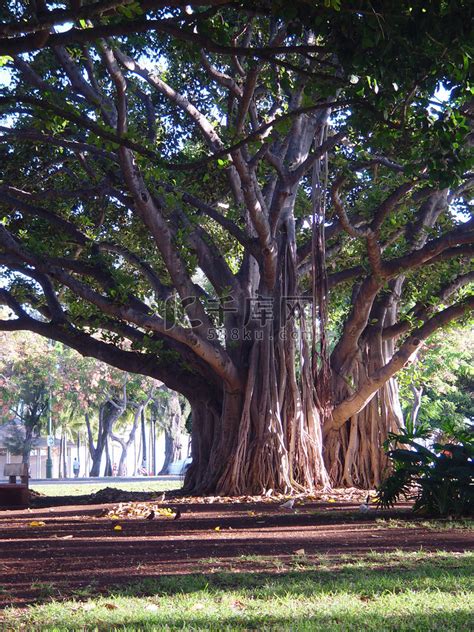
[377, 426, 473, 517]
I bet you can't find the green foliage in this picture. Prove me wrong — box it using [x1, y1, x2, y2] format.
[0, 332, 54, 446]
[399, 328, 474, 433]
[377, 426, 474, 516]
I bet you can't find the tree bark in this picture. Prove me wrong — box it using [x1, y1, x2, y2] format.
[184, 317, 330, 494]
[325, 286, 405, 488]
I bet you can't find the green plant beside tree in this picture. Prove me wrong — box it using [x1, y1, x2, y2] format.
[377, 423, 473, 516]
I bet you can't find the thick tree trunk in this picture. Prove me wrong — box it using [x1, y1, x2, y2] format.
[185, 227, 330, 496]
[184, 329, 329, 495]
[325, 317, 404, 489]
[184, 398, 221, 493]
[325, 375, 403, 488]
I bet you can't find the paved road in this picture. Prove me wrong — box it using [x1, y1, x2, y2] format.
[29, 476, 182, 484]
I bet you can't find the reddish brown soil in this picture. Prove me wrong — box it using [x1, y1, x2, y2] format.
[0, 499, 471, 609]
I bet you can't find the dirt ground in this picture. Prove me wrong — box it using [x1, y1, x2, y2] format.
[0, 490, 472, 609]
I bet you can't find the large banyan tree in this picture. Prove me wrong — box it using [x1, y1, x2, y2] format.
[0, 1, 472, 493]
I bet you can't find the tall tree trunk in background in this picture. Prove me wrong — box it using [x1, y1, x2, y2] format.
[159, 391, 184, 474]
[112, 399, 149, 476]
[133, 432, 138, 476]
[58, 433, 64, 478]
[104, 437, 112, 477]
[21, 425, 34, 467]
[151, 414, 156, 476]
[140, 408, 147, 473]
[407, 383, 423, 433]
[86, 399, 126, 476]
[62, 431, 68, 478]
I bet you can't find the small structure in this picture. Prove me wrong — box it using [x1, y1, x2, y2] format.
[0, 462, 29, 508]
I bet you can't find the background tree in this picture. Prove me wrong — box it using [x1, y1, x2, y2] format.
[0, 2, 472, 493]
[0, 332, 54, 465]
[0, 329, 166, 476]
[111, 377, 159, 476]
[64, 356, 160, 476]
[399, 327, 474, 435]
[157, 388, 187, 475]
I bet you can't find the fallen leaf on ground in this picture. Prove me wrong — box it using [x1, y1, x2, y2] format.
[29, 521, 46, 527]
[104, 502, 176, 520]
[214, 526, 221, 532]
[113, 525, 122, 531]
[104, 603, 118, 610]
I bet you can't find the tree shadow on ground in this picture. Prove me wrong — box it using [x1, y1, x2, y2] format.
[62, 609, 471, 632]
[109, 557, 472, 599]
[1, 560, 471, 631]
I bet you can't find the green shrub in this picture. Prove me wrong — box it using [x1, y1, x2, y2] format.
[377, 426, 473, 517]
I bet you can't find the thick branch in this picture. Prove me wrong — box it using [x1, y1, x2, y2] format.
[115, 48, 224, 151]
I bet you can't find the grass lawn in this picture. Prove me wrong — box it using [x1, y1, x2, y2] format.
[1, 550, 472, 631]
[31, 480, 183, 496]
